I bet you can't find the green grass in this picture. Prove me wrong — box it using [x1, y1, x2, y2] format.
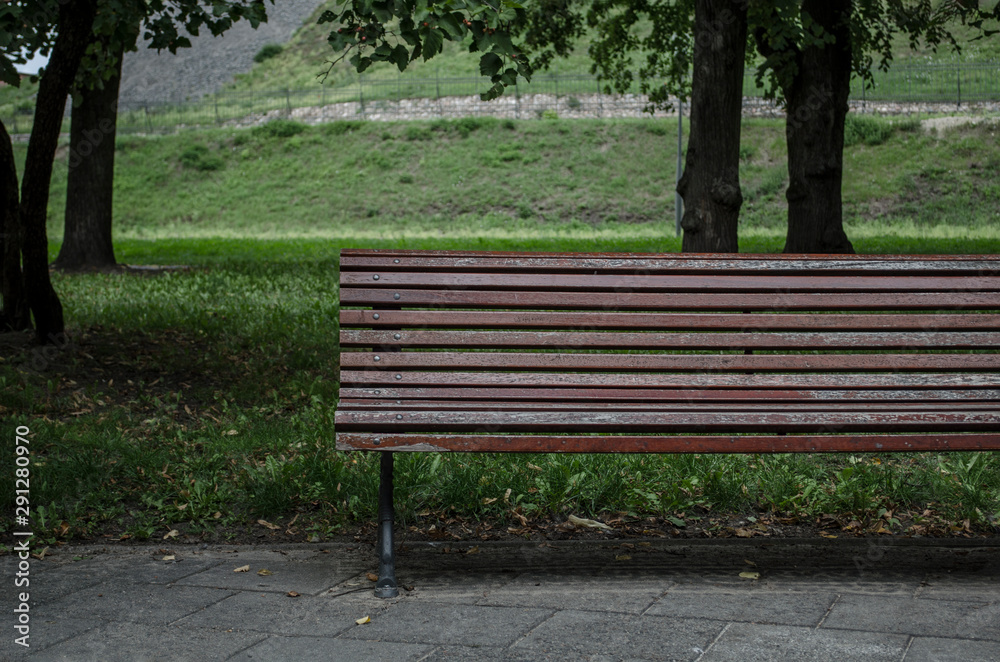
[2, 115, 999, 545]
[22, 115, 1000, 248]
[2, 234, 999, 546]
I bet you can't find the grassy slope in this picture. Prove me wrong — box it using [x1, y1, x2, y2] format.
[28, 115, 1000, 254]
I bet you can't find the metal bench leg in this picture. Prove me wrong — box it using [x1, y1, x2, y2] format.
[375, 452, 399, 598]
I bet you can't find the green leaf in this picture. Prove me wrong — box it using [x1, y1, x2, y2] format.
[422, 28, 444, 60]
[438, 12, 464, 39]
[500, 67, 517, 86]
[480, 81, 505, 101]
[0, 58, 19, 88]
[391, 44, 410, 72]
[318, 10, 337, 24]
[479, 52, 503, 78]
[349, 52, 374, 72]
[327, 31, 351, 50]
[491, 31, 514, 55]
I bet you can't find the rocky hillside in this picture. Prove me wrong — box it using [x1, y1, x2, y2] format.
[119, 0, 326, 104]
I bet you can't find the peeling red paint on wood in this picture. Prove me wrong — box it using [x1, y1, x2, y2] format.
[335, 249, 1000, 455]
[335, 433, 1000, 453]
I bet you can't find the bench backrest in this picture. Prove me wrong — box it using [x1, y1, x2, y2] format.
[337, 250, 1000, 453]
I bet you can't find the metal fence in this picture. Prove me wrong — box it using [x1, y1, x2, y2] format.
[3, 63, 998, 135]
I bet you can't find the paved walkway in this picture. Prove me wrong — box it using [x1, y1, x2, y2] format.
[3, 538, 998, 661]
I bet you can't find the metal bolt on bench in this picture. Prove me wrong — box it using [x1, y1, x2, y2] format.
[335, 249, 1000, 597]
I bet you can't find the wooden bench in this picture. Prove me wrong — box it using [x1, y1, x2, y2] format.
[335, 249, 1000, 597]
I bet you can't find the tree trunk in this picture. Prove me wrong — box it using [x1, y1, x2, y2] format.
[783, 0, 855, 254]
[54, 40, 124, 272]
[19, 0, 98, 342]
[678, 0, 747, 254]
[0, 120, 29, 331]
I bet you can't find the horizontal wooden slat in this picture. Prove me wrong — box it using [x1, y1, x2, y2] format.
[335, 410, 1000, 433]
[335, 432, 1000, 453]
[339, 310, 1000, 331]
[341, 351, 1000, 372]
[341, 271, 1000, 293]
[337, 399, 998, 413]
[338, 387, 1000, 402]
[340, 330, 1000, 351]
[340, 370, 1000, 389]
[339, 288, 1000, 311]
[340, 250, 1000, 276]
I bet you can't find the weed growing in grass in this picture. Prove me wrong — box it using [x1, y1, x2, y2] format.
[252, 119, 309, 139]
[179, 145, 224, 171]
[253, 43, 284, 63]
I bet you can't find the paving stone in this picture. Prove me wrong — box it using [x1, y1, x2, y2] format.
[24, 555, 224, 606]
[514, 610, 723, 662]
[665, 567, 921, 596]
[647, 589, 836, 627]
[904, 636, 1000, 662]
[26, 622, 266, 662]
[174, 551, 363, 596]
[394, 569, 518, 605]
[176, 589, 373, 636]
[340, 602, 551, 647]
[823, 594, 1000, 641]
[34, 582, 236, 626]
[420, 644, 563, 661]
[422, 645, 641, 661]
[69, 552, 226, 585]
[700, 622, 909, 661]
[229, 635, 433, 661]
[15, 567, 105, 607]
[27, 617, 103, 653]
[479, 572, 667, 613]
[918, 572, 1000, 603]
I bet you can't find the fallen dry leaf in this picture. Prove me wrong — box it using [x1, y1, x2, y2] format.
[567, 515, 614, 532]
[355, 616, 371, 625]
[162, 555, 176, 561]
[257, 519, 281, 531]
[287, 591, 300, 598]
[615, 554, 632, 561]
[739, 571, 761, 580]
[734, 528, 753, 538]
[257, 569, 272, 576]
[366, 572, 378, 582]
[234, 565, 251, 573]
[163, 529, 179, 540]
[465, 546, 480, 555]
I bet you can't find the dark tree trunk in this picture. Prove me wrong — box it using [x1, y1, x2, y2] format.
[782, 0, 855, 254]
[19, 0, 98, 342]
[0, 121, 29, 331]
[678, 0, 747, 254]
[54, 40, 124, 272]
